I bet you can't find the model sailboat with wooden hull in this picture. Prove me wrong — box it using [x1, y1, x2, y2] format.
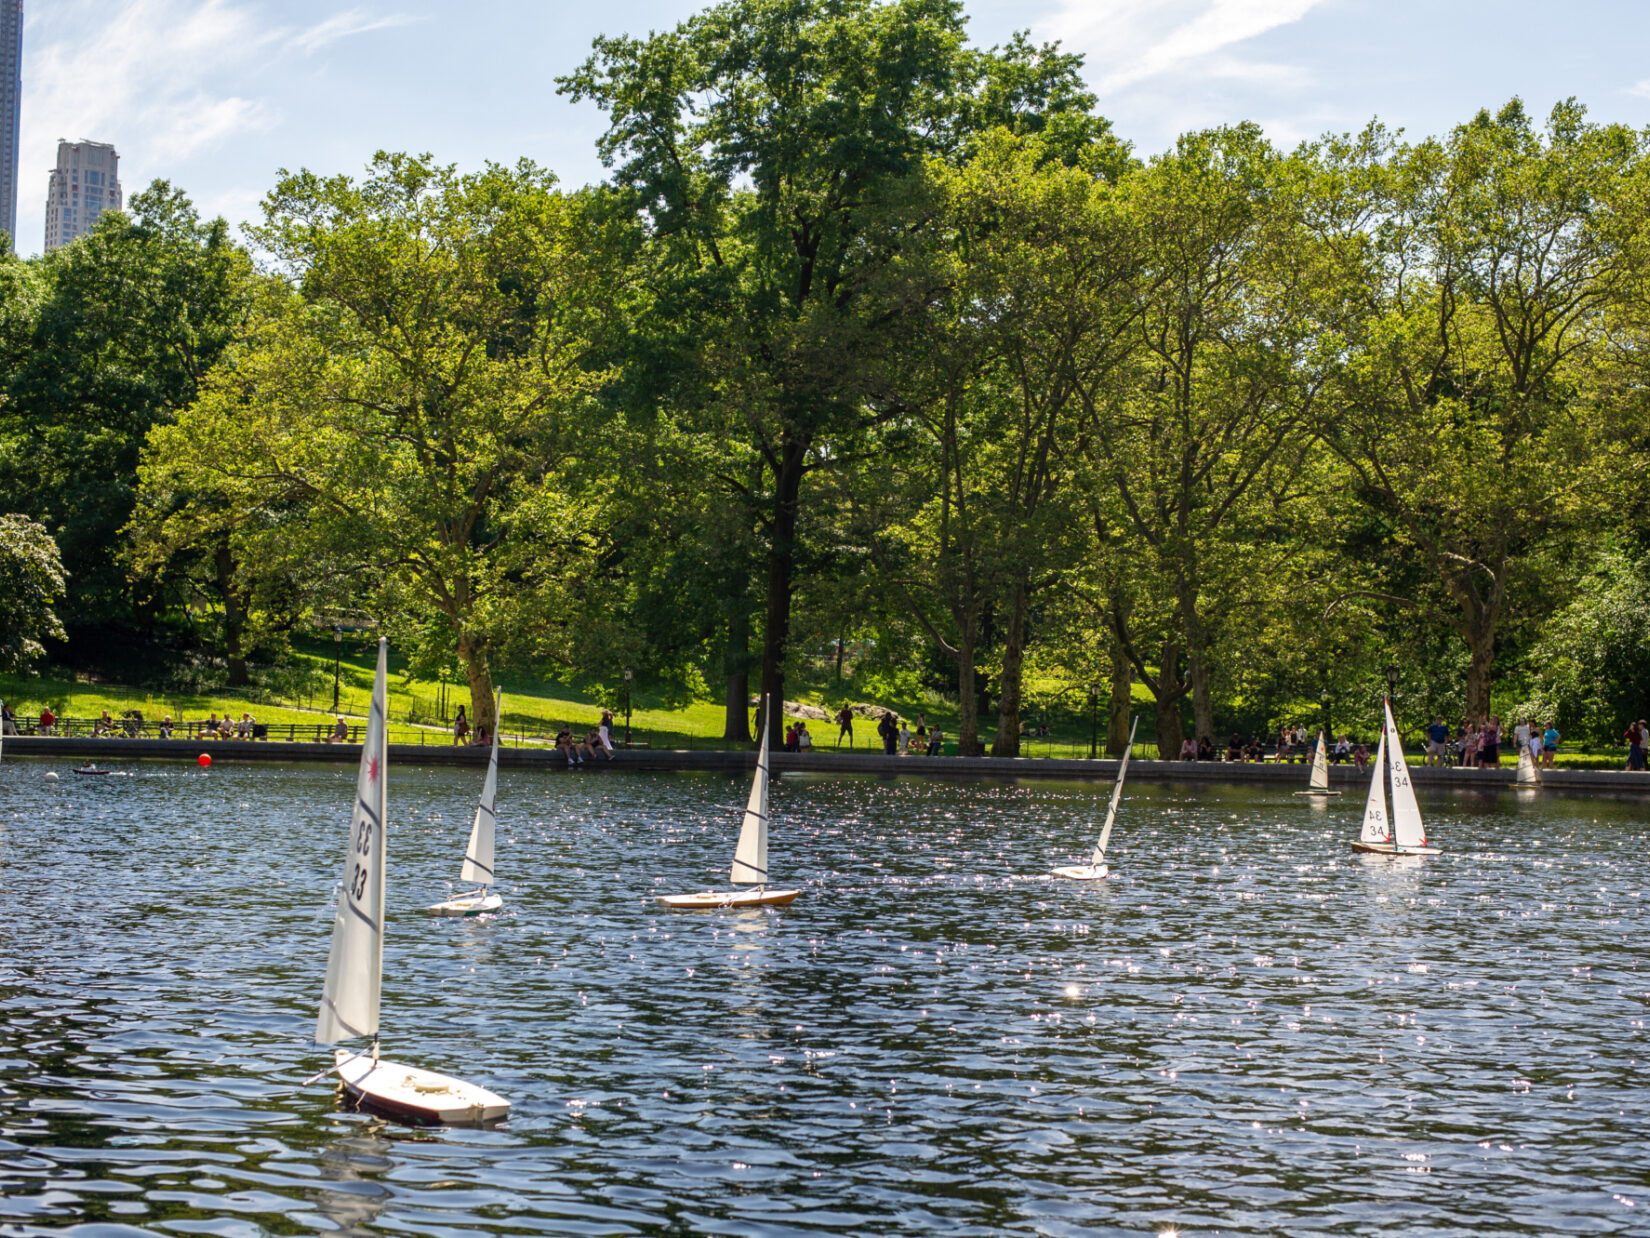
[1351, 700, 1440, 857]
[658, 699, 801, 909]
[429, 693, 504, 916]
[1293, 731, 1342, 796]
[312, 639, 510, 1126]
[1052, 717, 1137, 880]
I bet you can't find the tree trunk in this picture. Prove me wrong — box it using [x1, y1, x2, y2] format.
[456, 628, 496, 735]
[1463, 614, 1496, 721]
[1106, 636, 1133, 756]
[955, 615, 978, 758]
[759, 435, 808, 741]
[214, 540, 249, 687]
[1154, 638, 1185, 760]
[1176, 576, 1214, 743]
[991, 577, 1028, 758]
[723, 594, 752, 742]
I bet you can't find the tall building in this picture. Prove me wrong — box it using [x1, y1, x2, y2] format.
[0, 1, 20, 253]
[44, 140, 123, 252]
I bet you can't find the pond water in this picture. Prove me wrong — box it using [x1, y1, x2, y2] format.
[0, 760, 1645, 1236]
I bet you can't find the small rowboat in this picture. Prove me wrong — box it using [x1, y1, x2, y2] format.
[73, 765, 110, 776]
[335, 1049, 509, 1126]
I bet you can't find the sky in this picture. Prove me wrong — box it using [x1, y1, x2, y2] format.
[15, 0, 1650, 257]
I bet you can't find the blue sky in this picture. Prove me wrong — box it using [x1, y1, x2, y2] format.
[16, 0, 1650, 256]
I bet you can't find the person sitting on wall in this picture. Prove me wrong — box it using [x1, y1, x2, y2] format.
[1178, 737, 1197, 761]
[158, 716, 174, 739]
[1197, 736, 1214, 761]
[1225, 734, 1243, 762]
[578, 727, 602, 762]
[555, 724, 582, 766]
[38, 705, 56, 735]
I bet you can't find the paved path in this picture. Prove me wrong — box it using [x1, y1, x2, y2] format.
[4, 735, 1639, 796]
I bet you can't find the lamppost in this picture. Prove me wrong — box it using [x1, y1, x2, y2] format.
[1088, 682, 1099, 759]
[332, 628, 343, 712]
[1384, 664, 1399, 700]
[623, 666, 633, 747]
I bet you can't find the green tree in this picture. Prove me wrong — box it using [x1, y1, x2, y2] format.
[0, 183, 254, 653]
[0, 514, 67, 673]
[561, 0, 1111, 737]
[138, 155, 608, 734]
[1315, 101, 1646, 718]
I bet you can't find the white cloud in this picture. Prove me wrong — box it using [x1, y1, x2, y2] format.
[1630, 79, 1650, 99]
[289, 8, 424, 56]
[1046, 0, 1328, 92]
[17, 1, 419, 253]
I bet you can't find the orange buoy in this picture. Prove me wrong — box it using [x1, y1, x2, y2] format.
[198, 753, 212, 768]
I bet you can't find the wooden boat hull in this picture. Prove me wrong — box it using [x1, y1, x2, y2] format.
[1050, 863, 1109, 881]
[334, 1049, 509, 1126]
[1293, 789, 1342, 797]
[427, 891, 503, 917]
[1352, 842, 1441, 856]
[72, 769, 109, 776]
[657, 887, 801, 909]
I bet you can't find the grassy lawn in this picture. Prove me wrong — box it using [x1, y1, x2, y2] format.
[1, 651, 1634, 768]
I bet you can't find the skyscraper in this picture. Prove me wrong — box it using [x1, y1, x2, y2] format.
[44, 140, 123, 252]
[0, 0, 21, 253]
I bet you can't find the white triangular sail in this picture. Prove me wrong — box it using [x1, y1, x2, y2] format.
[460, 693, 500, 887]
[1091, 716, 1138, 865]
[730, 700, 771, 885]
[1309, 731, 1330, 790]
[1514, 743, 1541, 786]
[316, 638, 389, 1045]
[1384, 700, 1426, 849]
[1359, 726, 1391, 847]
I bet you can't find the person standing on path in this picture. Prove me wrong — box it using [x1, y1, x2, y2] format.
[836, 705, 854, 748]
[1542, 722, 1561, 769]
[453, 705, 470, 746]
[1627, 720, 1646, 772]
[1482, 716, 1502, 768]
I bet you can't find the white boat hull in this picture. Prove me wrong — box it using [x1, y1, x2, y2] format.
[334, 1049, 509, 1126]
[1050, 864, 1109, 881]
[1293, 789, 1342, 797]
[657, 887, 801, 909]
[427, 891, 503, 917]
[1351, 842, 1442, 857]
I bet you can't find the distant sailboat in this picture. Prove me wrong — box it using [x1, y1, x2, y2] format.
[429, 693, 505, 916]
[1052, 716, 1137, 880]
[311, 638, 510, 1125]
[1513, 740, 1543, 789]
[658, 698, 801, 909]
[1352, 700, 1440, 857]
[1294, 730, 1342, 797]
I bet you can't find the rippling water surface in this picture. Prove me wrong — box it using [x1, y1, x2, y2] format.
[0, 759, 1646, 1236]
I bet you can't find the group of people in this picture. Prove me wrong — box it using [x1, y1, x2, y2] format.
[448, 705, 498, 748]
[1421, 716, 1559, 768]
[822, 704, 946, 755]
[554, 710, 617, 766]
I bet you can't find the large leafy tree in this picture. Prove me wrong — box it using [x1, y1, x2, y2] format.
[1315, 101, 1646, 718]
[561, 0, 1111, 736]
[139, 155, 608, 733]
[0, 183, 254, 653]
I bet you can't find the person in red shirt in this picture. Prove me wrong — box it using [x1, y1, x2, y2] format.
[39, 706, 55, 734]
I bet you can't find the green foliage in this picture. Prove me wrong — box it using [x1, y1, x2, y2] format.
[0, 514, 67, 673]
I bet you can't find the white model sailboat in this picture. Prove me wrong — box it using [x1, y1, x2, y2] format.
[1512, 740, 1543, 789]
[1052, 716, 1137, 880]
[429, 693, 505, 916]
[1293, 730, 1342, 797]
[312, 638, 510, 1125]
[658, 698, 801, 909]
[1351, 699, 1440, 857]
